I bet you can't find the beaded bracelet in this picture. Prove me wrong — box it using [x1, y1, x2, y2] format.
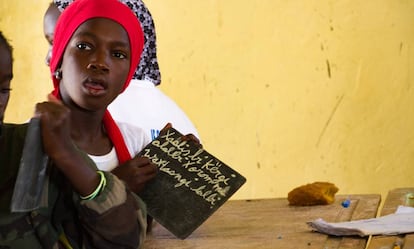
[80, 171, 107, 201]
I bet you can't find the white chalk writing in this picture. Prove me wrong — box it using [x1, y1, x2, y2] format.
[144, 129, 236, 206]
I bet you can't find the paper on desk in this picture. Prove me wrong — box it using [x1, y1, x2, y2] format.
[307, 205, 414, 237]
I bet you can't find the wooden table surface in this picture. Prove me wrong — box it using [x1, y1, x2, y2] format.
[367, 188, 414, 249]
[144, 194, 380, 249]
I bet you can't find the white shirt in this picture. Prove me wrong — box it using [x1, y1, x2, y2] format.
[88, 122, 151, 171]
[108, 79, 200, 141]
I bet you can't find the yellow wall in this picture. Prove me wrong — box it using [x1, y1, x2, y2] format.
[1, 1, 414, 201]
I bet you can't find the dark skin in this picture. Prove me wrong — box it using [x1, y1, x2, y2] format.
[58, 18, 130, 155]
[36, 94, 101, 196]
[41, 18, 157, 195]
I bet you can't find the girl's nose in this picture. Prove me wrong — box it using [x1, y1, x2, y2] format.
[87, 61, 110, 73]
[87, 51, 109, 73]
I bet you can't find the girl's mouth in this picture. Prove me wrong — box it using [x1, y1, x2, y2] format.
[84, 80, 107, 96]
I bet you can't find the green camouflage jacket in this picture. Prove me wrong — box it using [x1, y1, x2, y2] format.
[0, 123, 147, 249]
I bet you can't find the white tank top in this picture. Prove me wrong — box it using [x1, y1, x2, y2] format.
[87, 122, 151, 171]
[88, 147, 118, 171]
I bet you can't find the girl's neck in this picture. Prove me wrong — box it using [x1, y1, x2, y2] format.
[69, 108, 112, 156]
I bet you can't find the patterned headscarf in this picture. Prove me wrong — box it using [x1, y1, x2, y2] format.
[50, 0, 144, 163]
[54, 0, 161, 85]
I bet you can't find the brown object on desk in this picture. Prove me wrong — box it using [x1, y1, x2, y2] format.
[287, 181, 339, 206]
[144, 194, 380, 249]
[367, 188, 414, 249]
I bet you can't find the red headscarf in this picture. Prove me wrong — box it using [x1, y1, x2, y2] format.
[50, 0, 144, 164]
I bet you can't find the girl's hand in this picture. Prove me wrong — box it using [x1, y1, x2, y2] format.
[160, 123, 201, 147]
[35, 93, 73, 161]
[112, 156, 158, 193]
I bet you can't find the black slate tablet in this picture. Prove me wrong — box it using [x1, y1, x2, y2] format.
[137, 127, 246, 239]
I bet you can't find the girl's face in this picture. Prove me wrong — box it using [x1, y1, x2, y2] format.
[59, 18, 131, 112]
[0, 45, 12, 125]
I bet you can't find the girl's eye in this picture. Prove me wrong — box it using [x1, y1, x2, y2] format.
[113, 51, 127, 59]
[76, 43, 91, 50]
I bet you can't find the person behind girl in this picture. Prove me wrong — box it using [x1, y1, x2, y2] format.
[1, 0, 155, 247]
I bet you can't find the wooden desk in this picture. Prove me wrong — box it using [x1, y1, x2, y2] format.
[367, 188, 414, 249]
[144, 194, 380, 249]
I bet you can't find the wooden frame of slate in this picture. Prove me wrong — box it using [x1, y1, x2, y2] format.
[137, 127, 246, 239]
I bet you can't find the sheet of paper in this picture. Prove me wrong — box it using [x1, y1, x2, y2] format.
[307, 206, 414, 237]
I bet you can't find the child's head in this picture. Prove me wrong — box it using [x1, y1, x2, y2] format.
[43, 2, 60, 66]
[48, 0, 144, 163]
[0, 31, 13, 125]
[53, 0, 161, 85]
[50, 0, 144, 105]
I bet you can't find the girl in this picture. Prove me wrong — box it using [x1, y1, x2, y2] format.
[1, 0, 155, 248]
[44, 0, 157, 243]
